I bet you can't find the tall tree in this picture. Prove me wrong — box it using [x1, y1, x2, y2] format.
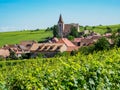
[52, 25, 59, 37]
[70, 26, 79, 38]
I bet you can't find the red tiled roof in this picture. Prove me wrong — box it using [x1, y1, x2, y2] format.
[57, 38, 79, 52]
[73, 38, 82, 42]
[30, 43, 67, 52]
[58, 38, 76, 47]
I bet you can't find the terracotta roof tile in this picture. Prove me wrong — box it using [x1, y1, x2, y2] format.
[30, 43, 67, 52]
[58, 38, 76, 47]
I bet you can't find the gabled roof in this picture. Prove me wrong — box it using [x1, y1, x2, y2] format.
[57, 38, 76, 47]
[58, 14, 64, 23]
[30, 43, 67, 52]
[57, 38, 79, 52]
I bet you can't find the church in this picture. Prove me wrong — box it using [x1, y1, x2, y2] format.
[58, 14, 80, 37]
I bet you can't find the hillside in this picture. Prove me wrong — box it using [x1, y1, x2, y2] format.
[80, 24, 120, 34]
[0, 30, 53, 47]
[0, 24, 120, 47]
[0, 48, 120, 89]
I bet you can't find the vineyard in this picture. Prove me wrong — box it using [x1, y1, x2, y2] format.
[0, 48, 120, 90]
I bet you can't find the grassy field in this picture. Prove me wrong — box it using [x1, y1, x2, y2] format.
[0, 30, 53, 47]
[0, 24, 120, 47]
[80, 24, 120, 34]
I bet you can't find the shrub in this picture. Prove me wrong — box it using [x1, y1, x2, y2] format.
[68, 35, 74, 40]
[55, 52, 70, 57]
[94, 37, 110, 51]
[79, 45, 95, 55]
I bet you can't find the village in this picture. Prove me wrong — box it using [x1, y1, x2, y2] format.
[0, 15, 114, 59]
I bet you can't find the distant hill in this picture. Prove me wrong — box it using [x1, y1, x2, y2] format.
[0, 30, 53, 47]
[80, 24, 120, 34]
[0, 24, 120, 47]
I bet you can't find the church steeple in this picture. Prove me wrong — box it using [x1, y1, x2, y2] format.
[58, 14, 64, 23]
[58, 14, 64, 38]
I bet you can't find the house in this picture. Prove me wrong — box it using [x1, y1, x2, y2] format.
[72, 38, 83, 46]
[3, 44, 31, 57]
[0, 48, 10, 58]
[30, 43, 67, 57]
[3, 44, 22, 57]
[57, 38, 79, 52]
[73, 36, 99, 47]
[51, 37, 59, 43]
[58, 14, 79, 37]
[80, 38, 94, 46]
[91, 35, 101, 42]
[103, 33, 112, 38]
[20, 40, 37, 50]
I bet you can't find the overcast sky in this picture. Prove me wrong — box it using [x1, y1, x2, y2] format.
[0, 0, 120, 32]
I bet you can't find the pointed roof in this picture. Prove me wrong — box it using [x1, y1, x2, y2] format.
[58, 14, 64, 23]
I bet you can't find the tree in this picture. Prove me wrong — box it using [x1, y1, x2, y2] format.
[92, 26, 95, 29]
[84, 25, 88, 30]
[70, 26, 79, 38]
[106, 27, 112, 33]
[114, 35, 120, 47]
[94, 37, 110, 51]
[45, 27, 51, 31]
[117, 28, 120, 33]
[68, 35, 74, 40]
[52, 25, 59, 37]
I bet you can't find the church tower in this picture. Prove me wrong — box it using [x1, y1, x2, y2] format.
[58, 14, 64, 38]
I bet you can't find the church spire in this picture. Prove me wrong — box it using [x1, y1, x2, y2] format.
[58, 14, 64, 23]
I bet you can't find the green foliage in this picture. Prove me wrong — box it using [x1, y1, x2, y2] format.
[70, 26, 79, 38]
[94, 37, 110, 51]
[55, 52, 70, 57]
[0, 48, 120, 89]
[51, 25, 59, 37]
[79, 45, 95, 55]
[114, 36, 120, 47]
[0, 56, 5, 61]
[106, 27, 112, 33]
[36, 53, 45, 58]
[117, 28, 120, 33]
[67, 35, 74, 40]
[0, 30, 53, 47]
[8, 50, 18, 60]
[83, 24, 120, 34]
[70, 50, 78, 56]
[84, 25, 89, 30]
[45, 27, 51, 31]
